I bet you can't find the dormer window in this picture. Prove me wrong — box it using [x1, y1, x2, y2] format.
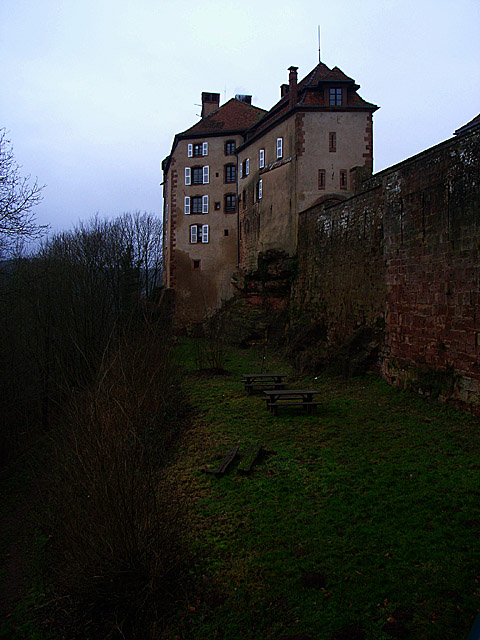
[329, 88, 342, 106]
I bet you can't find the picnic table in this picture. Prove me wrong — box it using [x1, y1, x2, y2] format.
[263, 389, 320, 415]
[241, 373, 287, 394]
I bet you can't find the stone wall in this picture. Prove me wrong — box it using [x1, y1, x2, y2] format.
[295, 123, 480, 412]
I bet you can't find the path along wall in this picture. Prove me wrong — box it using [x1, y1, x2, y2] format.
[295, 124, 480, 412]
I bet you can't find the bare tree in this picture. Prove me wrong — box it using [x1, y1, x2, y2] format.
[114, 211, 163, 298]
[0, 128, 47, 256]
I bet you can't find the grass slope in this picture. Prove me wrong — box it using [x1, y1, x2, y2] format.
[163, 339, 480, 640]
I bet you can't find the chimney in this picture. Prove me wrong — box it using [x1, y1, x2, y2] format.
[235, 94, 252, 105]
[201, 92, 220, 118]
[288, 66, 298, 109]
[280, 83, 289, 98]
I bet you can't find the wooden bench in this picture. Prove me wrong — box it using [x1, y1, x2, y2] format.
[205, 446, 239, 477]
[263, 389, 320, 416]
[241, 373, 287, 394]
[237, 443, 263, 475]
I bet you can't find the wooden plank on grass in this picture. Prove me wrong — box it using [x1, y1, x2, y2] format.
[238, 443, 263, 475]
[205, 446, 239, 477]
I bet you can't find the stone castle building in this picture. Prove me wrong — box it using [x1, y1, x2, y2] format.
[162, 61, 378, 323]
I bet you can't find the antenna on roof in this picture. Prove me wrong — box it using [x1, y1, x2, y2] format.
[318, 25, 321, 63]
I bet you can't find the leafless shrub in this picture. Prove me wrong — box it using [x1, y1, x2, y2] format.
[192, 314, 227, 372]
[43, 319, 189, 638]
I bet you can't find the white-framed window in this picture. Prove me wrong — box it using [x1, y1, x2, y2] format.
[184, 196, 191, 214]
[189, 142, 208, 157]
[245, 158, 250, 176]
[257, 179, 263, 200]
[165, 203, 169, 221]
[185, 167, 191, 185]
[190, 224, 209, 243]
[259, 149, 265, 169]
[276, 137, 283, 159]
[202, 195, 209, 214]
[239, 163, 243, 179]
[203, 165, 209, 184]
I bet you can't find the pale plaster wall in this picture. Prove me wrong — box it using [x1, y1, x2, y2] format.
[238, 118, 298, 264]
[166, 134, 243, 322]
[297, 111, 371, 210]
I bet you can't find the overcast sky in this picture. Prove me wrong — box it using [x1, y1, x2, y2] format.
[1, 0, 479, 235]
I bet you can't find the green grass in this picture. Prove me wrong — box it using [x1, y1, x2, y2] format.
[163, 338, 480, 640]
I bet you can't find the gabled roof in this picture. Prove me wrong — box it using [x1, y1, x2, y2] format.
[301, 63, 358, 88]
[239, 62, 378, 149]
[179, 98, 267, 137]
[163, 98, 267, 172]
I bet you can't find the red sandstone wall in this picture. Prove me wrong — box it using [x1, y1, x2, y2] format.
[381, 128, 480, 410]
[295, 188, 385, 348]
[295, 125, 480, 412]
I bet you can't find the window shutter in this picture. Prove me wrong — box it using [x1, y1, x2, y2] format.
[202, 225, 209, 243]
[185, 167, 191, 185]
[259, 179, 263, 199]
[188, 144, 193, 158]
[259, 149, 264, 169]
[239, 163, 243, 179]
[202, 142, 208, 156]
[246, 158, 250, 175]
[190, 225, 197, 243]
[276, 137, 283, 159]
[184, 196, 190, 214]
[202, 195, 209, 214]
[203, 165, 209, 184]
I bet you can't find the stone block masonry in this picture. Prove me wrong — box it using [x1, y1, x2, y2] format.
[295, 123, 480, 413]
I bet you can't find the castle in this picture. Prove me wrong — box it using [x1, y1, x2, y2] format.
[162, 61, 480, 415]
[162, 61, 378, 323]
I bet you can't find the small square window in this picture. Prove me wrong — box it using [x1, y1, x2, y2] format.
[215, 202, 221, 210]
[193, 259, 201, 270]
[224, 229, 229, 237]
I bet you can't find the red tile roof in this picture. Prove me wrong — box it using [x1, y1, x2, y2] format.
[179, 98, 267, 136]
[243, 62, 377, 143]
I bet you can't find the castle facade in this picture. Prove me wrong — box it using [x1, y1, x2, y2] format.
[162, 62, 378, 323]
